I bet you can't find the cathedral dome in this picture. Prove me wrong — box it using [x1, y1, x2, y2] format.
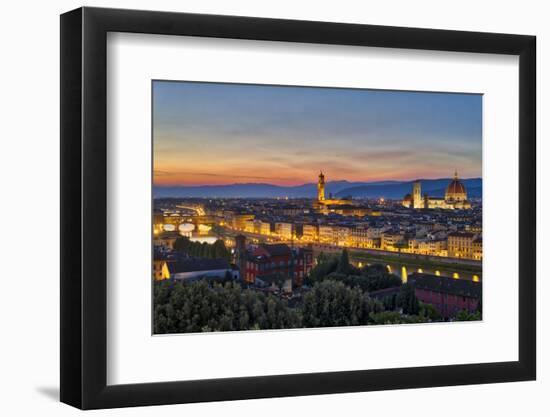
[402, 193, 413, 208]
[445, 171, 467, 201]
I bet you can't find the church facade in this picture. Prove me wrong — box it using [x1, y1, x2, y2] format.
[402, 171, 472, 210]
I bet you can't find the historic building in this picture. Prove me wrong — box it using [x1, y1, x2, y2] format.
[473, 236, 483, 260]
[301, 224, 319, 241]
[168, 258, 235, 282]
[152, 249, 237, 282]
[231, 213, 255, 231]
[402, 171, 472, 210]
[317, 170, 326, 201]
[313, 171, 353, 213]
[407, 237, 448, 257]
[408, 273, 481, 318]
[447, 231, 477, 259]
[243, 243, 313, 290]
[274, 222, 293, 239]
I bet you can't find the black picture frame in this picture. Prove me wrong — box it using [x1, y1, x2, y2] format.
[60, 6, 536, 410]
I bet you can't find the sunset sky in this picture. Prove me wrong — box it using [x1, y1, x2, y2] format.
[153, 81, 482, 187]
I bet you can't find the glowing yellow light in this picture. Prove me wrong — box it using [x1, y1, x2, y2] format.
[386, 265, 392, 273]
[453, 272, 460, 279]
[417, 268, 423, 273]
[473, 275, 480, 282]
[358, 262, 363, 268]
[435, 270, 441, 276]
[401, 266, 407, 283]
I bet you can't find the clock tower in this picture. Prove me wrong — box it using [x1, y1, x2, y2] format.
[317, 171, 325, 201]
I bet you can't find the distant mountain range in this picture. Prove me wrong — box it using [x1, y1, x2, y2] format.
[335, 178, 482, 199]
[154, 178, 482, 199]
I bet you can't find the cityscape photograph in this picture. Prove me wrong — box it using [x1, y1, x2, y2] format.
[152, 80, 483, 334]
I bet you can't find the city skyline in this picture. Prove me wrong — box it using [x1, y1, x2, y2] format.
[153, 81, 482, 187]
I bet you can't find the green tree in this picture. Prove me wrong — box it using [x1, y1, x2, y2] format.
[212, 239, 231, 261]
[153, 280, 304, 333]
[305, 256, 338, 285]
[316, 251, 328, 265]
[455, 310, 481, 321]
[173, 236, 191, 253]
[302, 280, 382, 328]
[382, 294, 397, 311]
[336, 248, 351, 274]
[418, 302, 441, 321]
[173, 237, 230, 261]
[368, 311, 403, 325]
[396, 283, 420, 315]
[303, 280, 362, 327]
[359, 264, 402, 291]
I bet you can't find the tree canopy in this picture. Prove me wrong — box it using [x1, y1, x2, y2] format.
[154, 280, 300, 333]
[306, 253, 401, 293]
[173, 236, 230, 261]
[302, 280, 383, 328]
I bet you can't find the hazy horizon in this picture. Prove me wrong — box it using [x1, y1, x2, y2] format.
[153, 175, 483, 188]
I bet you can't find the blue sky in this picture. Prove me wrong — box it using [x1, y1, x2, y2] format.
[153, 81, 482, 186]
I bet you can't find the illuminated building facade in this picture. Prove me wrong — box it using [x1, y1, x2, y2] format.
[318, 225, 335, 243]
[317, 171, 325, 201]
[381, 231, 405, 251]
[402, 171, 472, 210]
[413, 180, 422, 208]
[447, 231, 477, 258]
[244, 243, 313, 288]
[302, 224, 319, 241]
[258, 221, 271, 235]
[408, 238, 448, 256]
[473, 237, 483, 260]
[275, 222, 293, 239]
[231, 213, 255, 230]
[313, 171, 352, 212]
[153, 260, 171, 281]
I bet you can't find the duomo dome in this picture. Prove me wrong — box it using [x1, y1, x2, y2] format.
[445, 171, 467, 201]
[402, 171, 471, 210]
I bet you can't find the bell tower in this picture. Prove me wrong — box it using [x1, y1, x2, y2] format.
[413, 180, 422, 209]
[317, 171, 325, 201]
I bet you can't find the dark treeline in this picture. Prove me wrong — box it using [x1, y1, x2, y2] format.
[173, 236, 231, 261]
[153, 278, 445, 334]
[154, 280, 431, 334]
[154, 279, 392, 333]
[154, 248, 479, 334]
[305, 249, 402, 292]
[154, 280, 301, 333]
